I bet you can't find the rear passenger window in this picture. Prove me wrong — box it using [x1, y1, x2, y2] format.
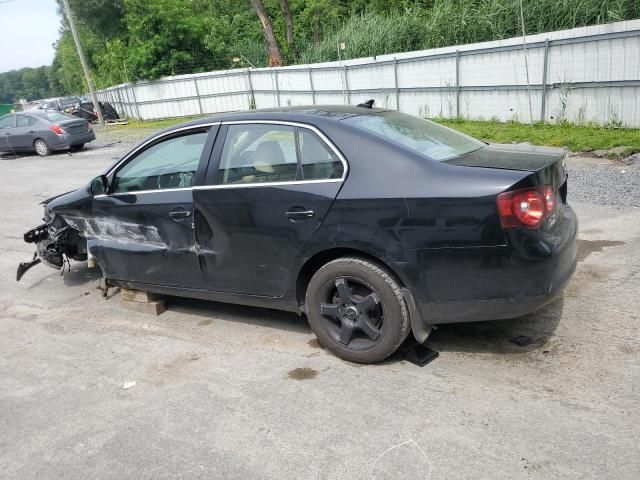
[17, 116, 36, 127]
[218, 124, 297, 184]
[299, 129, 343, 180]
[217, 124, 343, 185]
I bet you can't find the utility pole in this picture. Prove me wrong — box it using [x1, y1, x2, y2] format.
[61, 0, 104, 126]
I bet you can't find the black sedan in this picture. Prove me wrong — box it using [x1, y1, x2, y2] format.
[18, 106, 577, 363]
[0, 111, 96, 156]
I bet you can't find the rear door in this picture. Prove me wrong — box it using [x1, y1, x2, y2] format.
[90, 125, 217, 288]
[193, 121, 347, 297]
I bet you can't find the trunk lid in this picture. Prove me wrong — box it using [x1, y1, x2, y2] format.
[58, 118, 90, 135]
[445, 144, 568, 199]
[445, 144, 564, 172]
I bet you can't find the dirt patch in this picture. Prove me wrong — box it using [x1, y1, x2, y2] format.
[287, 367, 318, 380]
[307, 338, 323, 349]
[198, 319, 213, 326]
[145, 353, 202, 386]
[577, 239, 625, 263]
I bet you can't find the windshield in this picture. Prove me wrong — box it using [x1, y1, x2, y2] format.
[344, 111, 484, 161]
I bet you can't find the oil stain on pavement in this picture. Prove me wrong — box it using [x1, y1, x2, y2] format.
[288, 367, 318, 380]
[577, 239, 625, 263]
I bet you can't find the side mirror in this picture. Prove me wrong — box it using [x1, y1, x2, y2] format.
[90, 175, 109, 195]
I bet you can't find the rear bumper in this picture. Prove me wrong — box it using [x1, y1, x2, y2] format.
[392, 205, 578, 325]
[51, 130, 96, 149]
[416, 252, 575, 324]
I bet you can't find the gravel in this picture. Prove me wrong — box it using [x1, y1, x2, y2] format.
[568, 158, 640, 207]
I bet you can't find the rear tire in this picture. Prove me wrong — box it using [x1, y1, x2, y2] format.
[305, 257, 410, 364]
[33, 139, 51, 157]
[70, 144, 85, 152]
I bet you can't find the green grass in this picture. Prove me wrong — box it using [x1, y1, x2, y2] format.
[437, 119, 640, 155]
[104, 115, 640, 157]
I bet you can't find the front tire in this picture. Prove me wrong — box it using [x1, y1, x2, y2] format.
[33, 139, 51, 157]
[305, 257, 410, 364]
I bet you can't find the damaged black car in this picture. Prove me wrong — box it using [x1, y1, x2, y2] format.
[19, 106, 577, 363]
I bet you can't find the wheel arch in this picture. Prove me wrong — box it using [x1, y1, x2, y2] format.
[33, 137, 51, 155]
[295, 247, 409, 308]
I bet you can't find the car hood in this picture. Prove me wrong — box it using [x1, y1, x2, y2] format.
[40, 190, 75, 206]
[444, 144, 565, 172]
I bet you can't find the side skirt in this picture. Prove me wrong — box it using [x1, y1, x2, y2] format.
[109, 279, 301, 314]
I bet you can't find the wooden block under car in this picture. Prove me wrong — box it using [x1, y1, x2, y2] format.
[120, 298, 166, 316]
[120, 288, 159, 303]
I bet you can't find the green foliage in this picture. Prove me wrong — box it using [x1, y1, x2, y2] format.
[202, 1, 265, 68]
[0, 66, 62, 103]
[300, 0, 640, 62]
[50, 31, 86, 94]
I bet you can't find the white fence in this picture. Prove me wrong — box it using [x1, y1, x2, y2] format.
[97, 19, 640, 127]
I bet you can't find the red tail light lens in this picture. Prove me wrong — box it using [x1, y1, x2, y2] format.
[87, 122, 93, 129]
[48, 124, 66, 135]
[497, 186, 556, 228]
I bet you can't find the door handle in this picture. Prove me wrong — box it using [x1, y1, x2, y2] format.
[168, 208, 192, 221]
[285, 209, 315, 220]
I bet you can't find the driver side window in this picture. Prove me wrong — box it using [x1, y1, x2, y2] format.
[112, 130, 209, 193]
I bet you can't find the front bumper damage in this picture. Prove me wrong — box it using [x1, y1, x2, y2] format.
[17, 214, 87, 281]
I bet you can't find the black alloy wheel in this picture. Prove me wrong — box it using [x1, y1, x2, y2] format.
[306, 257, 411, 363]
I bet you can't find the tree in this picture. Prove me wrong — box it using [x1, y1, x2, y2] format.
[250, 0, 284, 66]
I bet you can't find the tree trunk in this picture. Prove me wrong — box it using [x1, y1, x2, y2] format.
[278, 0, 294, 48]
[313, 7, 322, 44]
[250, 0, 284, 67]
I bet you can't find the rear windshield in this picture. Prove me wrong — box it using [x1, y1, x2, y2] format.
[344, 111, 484, 161]
[43, 112, 74, 122]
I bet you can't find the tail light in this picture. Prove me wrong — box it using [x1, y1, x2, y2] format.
[497, 186, 556, 228]
[48, 124, 66, 135]
[87, 122, 93, 129]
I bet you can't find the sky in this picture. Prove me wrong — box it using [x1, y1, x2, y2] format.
[0, 0, 61, 72]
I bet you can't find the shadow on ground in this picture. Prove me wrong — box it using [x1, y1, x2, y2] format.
[424, 296, 564, 355]
[167, 296, 311, 335]
[63, 264, 102, 286]
[165, 290, 563, 360]
[55, 262, 563, 359]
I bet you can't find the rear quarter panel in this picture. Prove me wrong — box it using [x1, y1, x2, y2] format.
[296, 121, 531, 297]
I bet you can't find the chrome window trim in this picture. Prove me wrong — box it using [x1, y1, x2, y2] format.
[218, 120, 348, 184]
[98, 119, 348, 197]
[105, 122, 221, 177]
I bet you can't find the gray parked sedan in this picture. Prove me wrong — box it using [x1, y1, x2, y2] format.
[0, 111, 96, 156]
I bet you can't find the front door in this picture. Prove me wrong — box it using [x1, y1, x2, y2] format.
[0, 114, 16, 151]
[89, 127, 213, 288]
[194, 122, 347, 297]
[11, 115, 38, 150]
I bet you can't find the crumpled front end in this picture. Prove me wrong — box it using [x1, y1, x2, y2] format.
[17, 206, 87, 281]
